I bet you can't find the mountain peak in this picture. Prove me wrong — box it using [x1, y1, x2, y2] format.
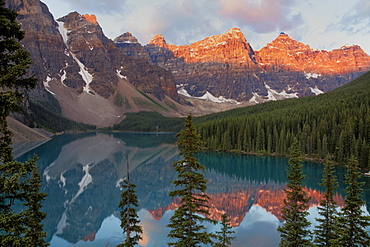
[145, 28, 256, 66]
[273, 32, 299, 43]
[278, 31, 288, 36]
[200, 28, 248, 45]
[263, 32, 310, 52]
[114, 32, 139, 44]
[255, 32, 370, 74]
[82, 14, 98, 25]
[225, 27, 243, 35]
[148, 34, 167, 47]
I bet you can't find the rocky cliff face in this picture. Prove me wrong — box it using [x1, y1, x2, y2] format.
[56, 12, 118, 98]
[149, 28, 257, 65]
[55, 11, 178, 101]
[5, 0, 370, 126]
[118, 29, 370, 102]
[144, 28, 263, 100]
[114, 32, 151, 60]
[5, 0, 181, 126]
[5, 0, 76, 100]
[256, 33, 370, 74]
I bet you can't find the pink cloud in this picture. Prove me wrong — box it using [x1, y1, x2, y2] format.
[216, 0, 303, 33]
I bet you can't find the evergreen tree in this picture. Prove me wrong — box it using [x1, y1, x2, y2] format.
[278, 139, 312, 247]
[214, 214, 236, 247]
[0, 159, 34, 246]
[0, 1, 46, 246]
[167, 114, 215, 247]
[0, 0, 37, 138]
[118, 157, 142, 247]
[314, 158, 339, 246]
[22, 156, 49, 247]
[333, 157, 370, 246]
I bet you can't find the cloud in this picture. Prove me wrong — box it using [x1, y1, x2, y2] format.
[121, 0, 304, 45]
[215, 0, 304, 33]
[339, 0, 370, 33]
[68, 0, 306, 47]
[62, 0, 126, 15]
[234, 221, 281, 247]
[122, 0, 226, 45]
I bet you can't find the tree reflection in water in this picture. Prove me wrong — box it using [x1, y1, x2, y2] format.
[15, 132, 368, 247]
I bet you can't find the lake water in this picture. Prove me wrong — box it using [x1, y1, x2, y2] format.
[15, 132, 370, 247]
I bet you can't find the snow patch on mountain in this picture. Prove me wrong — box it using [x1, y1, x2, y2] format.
[60, 70, 67, 86]
[305, 72, 321, 79]
[198, 91, 240, 104]
[57, 20, 94, 94]
[249, 93, 260, 104]
[116, 67, 128, 79]
[57, 21, 69, 46]
[177, 86, 240, 104]
[71, 53, 94, 94]
[265, 83, 298, 101]
[177, 86, 192, 97]
[309, 86, 324, 95]
[249, 84, 298, 103]
[43, 76, 55, 95]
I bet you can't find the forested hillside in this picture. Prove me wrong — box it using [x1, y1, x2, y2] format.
[195, 71, 370, 168]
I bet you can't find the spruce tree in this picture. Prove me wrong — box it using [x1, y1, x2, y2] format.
[314, 158, 339, 246]
[0, 0, 36, 130]
[167, 114, 215, 246]
[0, 159, 35, 246]
[332, 157, 370, 246]
[118, 157, 142, 247]
[277, 138, 312, 247]
[1, 1, 46, 246]
[22, 156, 49, 247]
[214, 213, 236, 247]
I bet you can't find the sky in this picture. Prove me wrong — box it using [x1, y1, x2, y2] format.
[41, 0, 370, 54]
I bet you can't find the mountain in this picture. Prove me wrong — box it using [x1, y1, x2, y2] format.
[256, 33, 370, 75]
[4, 0, 370, 129]
[119, 29, 370, 103]
[5, 0, 185, 128]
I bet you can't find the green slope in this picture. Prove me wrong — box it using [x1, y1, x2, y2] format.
[195, 71, 370, 168]
[24, 95, 95, 132]
[108, 111, 185, 132]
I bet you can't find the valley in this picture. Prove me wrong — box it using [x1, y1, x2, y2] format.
[3, 1, 370, 246]
[4, 0, 370, 130]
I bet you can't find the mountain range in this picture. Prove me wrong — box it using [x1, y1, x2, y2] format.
[4, 0, 370, 128]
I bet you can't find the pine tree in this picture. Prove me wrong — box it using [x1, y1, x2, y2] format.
[0, 159, 32, 246]
[167, 114, 215, 247]
[277, 138, 312, 247]
[22, 156, 49, 247]
[214, 214, 236, 247]
[332, 157, 370, 246]
[118, 157, 142, 247]
[314, 158, 339, 246]
[0, 0, 37, 137]
[0, 1, 45, 245]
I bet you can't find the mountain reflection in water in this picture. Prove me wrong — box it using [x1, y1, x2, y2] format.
[15, 132, 370, 247]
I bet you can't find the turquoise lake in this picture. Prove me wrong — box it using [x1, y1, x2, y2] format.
[15, 132, 370, 247]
